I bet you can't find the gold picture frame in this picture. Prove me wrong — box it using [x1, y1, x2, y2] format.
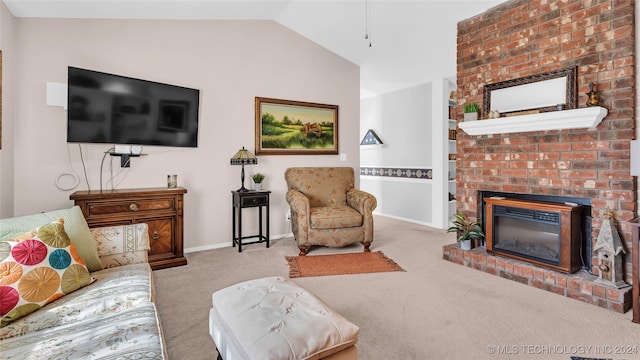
[255, 97, 338, 155]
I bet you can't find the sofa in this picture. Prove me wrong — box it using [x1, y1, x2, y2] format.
[285, 167, 377, 255]
[0, 206, 166, 359]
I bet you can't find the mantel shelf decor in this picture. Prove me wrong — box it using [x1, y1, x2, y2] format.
[458, 106, 607, 136]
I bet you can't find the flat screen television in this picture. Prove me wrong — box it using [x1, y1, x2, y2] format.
[67, 66, 199, 148]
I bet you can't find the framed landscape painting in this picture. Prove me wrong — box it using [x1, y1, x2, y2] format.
[255, 97, 338, 155]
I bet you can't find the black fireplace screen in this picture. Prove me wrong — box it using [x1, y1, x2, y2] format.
[492, 206, 560, 265]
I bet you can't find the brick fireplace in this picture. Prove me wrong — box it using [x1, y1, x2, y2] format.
[446, 0, 635, 312]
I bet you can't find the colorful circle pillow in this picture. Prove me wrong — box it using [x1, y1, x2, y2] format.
[0, 219, 95, 327]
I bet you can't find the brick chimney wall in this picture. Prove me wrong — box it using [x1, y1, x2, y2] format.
[456, 0, 635, 278]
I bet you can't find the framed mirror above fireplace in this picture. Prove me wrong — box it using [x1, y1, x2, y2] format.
[482, 67, 577, 117]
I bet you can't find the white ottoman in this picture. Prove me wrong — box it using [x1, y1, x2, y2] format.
[209, 276, 359, 360]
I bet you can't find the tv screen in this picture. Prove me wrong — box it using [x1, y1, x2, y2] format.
[67, 67, 199, 148]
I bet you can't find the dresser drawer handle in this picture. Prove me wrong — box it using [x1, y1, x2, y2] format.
[152, 231, 160, 240]
[129, 203, 139, 212]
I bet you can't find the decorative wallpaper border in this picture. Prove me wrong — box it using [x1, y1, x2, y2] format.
[360, 167, 432, 180]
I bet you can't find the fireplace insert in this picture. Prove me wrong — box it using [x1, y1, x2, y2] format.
[479, 191, 592, 270]
[485, 197, 583, 273]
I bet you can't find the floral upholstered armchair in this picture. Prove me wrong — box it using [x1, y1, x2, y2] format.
[285, 167, 377, 256]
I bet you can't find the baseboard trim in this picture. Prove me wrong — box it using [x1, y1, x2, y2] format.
[184, 234, 291, 253]
[374, 212, 435, 228]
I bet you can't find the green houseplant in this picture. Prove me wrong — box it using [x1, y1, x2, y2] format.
[463, 102, 480, 121]
[447, 213, 485, 250]
[252, 173, 265, 190]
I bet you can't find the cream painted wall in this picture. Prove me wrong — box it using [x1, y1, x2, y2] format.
[0, 2, 15, 219]
[9, 18, 360, 252]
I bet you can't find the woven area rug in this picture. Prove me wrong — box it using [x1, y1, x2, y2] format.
[285, 251, 405, 278]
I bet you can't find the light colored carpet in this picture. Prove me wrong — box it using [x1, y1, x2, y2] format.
[153, 216, 639, 360]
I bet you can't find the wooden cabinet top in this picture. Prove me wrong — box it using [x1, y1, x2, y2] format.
[70, 187, 187, 201]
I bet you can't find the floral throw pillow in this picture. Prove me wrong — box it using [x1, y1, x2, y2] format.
[0, 219, 95, 327]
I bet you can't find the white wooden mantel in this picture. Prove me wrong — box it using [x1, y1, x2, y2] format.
[458, 106, 608, 136]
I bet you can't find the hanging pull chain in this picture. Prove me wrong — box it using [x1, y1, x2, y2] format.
[364, 0, 372, 47]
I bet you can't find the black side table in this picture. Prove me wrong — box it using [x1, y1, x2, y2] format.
[231, 190, 270, 252]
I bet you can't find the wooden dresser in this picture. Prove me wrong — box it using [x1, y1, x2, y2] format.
[70, 187, 187, 270]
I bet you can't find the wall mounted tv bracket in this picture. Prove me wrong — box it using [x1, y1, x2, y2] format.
[109, 146, 146, 168]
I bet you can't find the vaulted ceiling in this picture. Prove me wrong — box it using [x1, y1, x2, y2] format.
[3, 0, 504, 98]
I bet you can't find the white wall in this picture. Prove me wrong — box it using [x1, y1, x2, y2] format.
[5, 18, 360, 252]
[0, 2, 15, 219]
[360, 82, 434, 226]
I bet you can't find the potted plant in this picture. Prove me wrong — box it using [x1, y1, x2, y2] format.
[463, 103, 480, 121]
[446, 213, 485, 250]
[252, 173, 265, 190]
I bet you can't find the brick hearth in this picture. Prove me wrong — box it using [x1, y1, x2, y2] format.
[442, 243, 632, 313]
